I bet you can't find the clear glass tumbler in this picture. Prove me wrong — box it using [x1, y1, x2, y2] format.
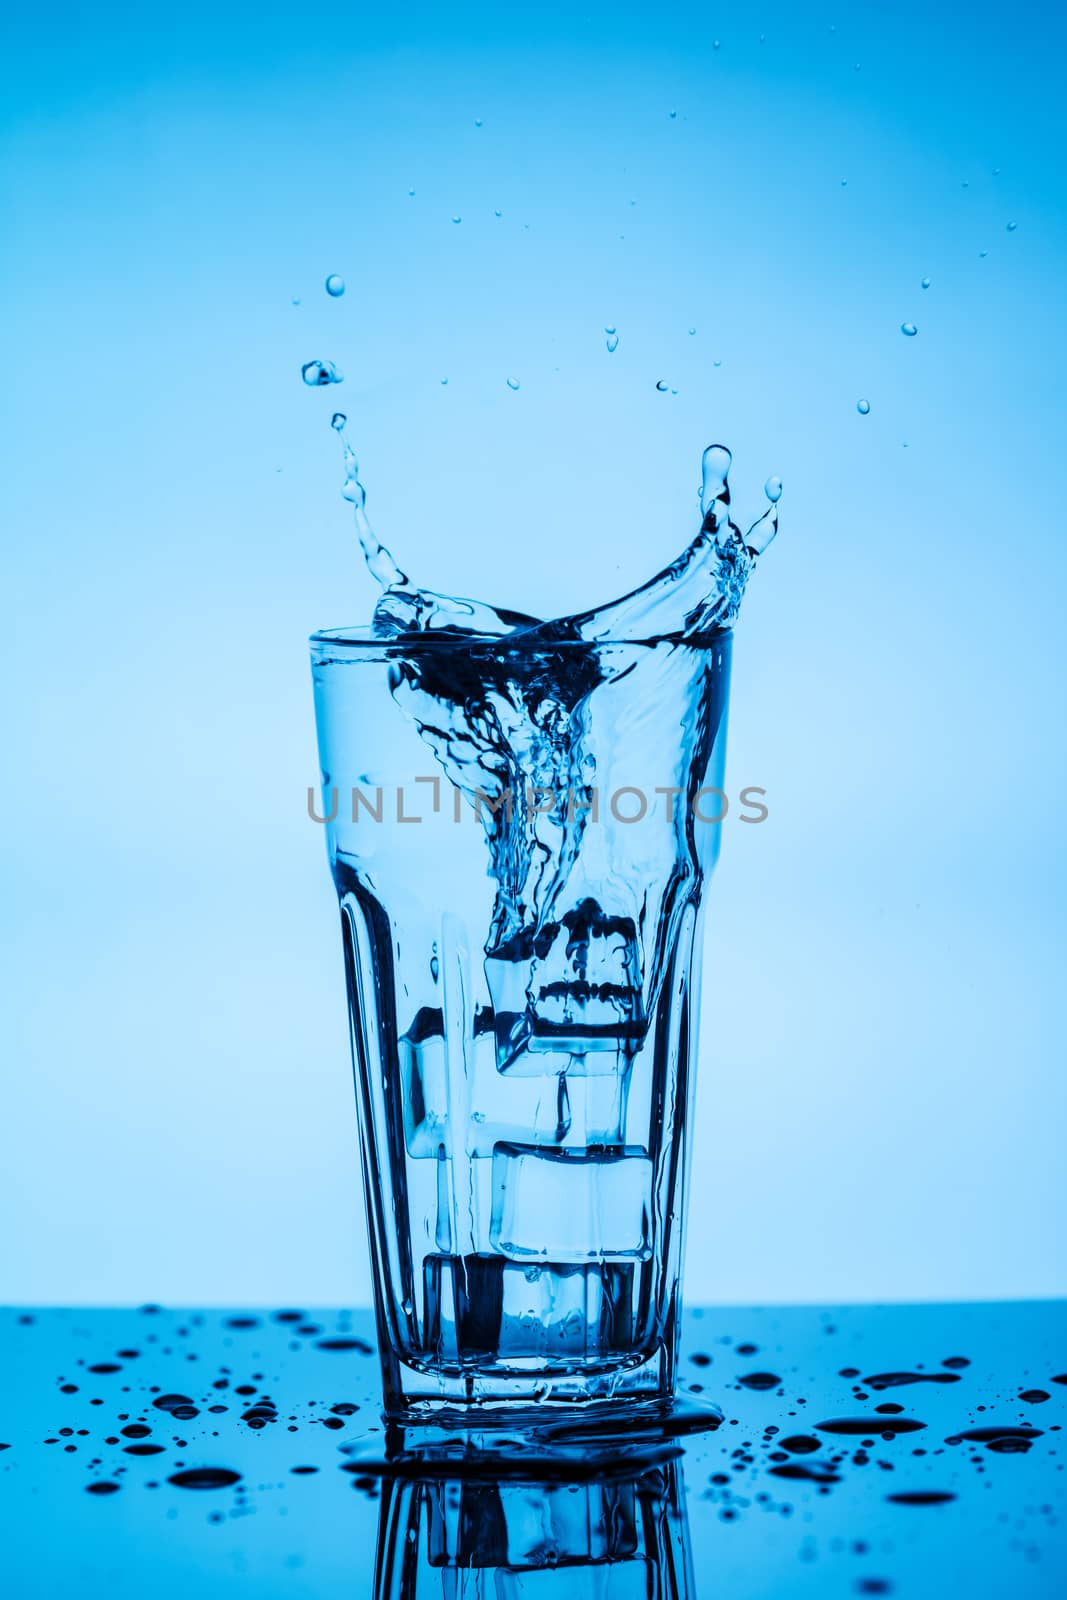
[310, 627, 732, 1426]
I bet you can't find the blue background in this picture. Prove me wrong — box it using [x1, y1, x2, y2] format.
[2, 0, 1064, 1307]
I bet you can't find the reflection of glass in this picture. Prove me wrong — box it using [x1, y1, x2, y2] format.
[372, 1458, 695, 1599]
[312, 629, 731, 1422]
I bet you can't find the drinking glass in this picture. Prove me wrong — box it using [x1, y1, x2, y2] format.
[310, 627, 732, 1427]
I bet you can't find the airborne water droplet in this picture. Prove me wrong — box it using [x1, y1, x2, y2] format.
[669, 109, 677, 118]
[1006, 220, 1017, 231]
[325, 274, 345, 297]
[506, 377, 520, 390]
[764, 475, 783, 503]
[474, 118, 483, 127]
[331, 413, 346, 431]
[606, 333, 619, 353]
[900, 322, 917, 337]
[655, 380, 669, 392]
[451, 215, 462, 224]
[921, 276, 931, 288]
[688, 326, 696, 335]
[857, 398, 871, 415]
[302, 359, 343, 387]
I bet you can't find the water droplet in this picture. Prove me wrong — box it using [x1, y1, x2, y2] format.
[168, 1468, 242, 1490]
[474, 118, 483, 127]
[713, 39, 720, 49]
[451, 215, 462, 224]
[506, 377, 520, 391]
[324, 274, 345, 297]
[302, 359, 343, 387]
[604, 325, 616, 335]
[688, 326, 696, 335]
[857, 398, 871, 414]
[494, 209, 502, 217]
[606, 332, 619, 353]
[669, 108, 677, 118]
[407, 188, 415, 197]
[440, 377, 448, 385]
[1006, 220, 1017, 231]
[331, 413, 346, 431]
[921, 276, 931, 289]
[401, 1297, 414, 1314]
[979, 250, 988, 258]
[840, 178, 848, 187]
[900, 322, 917, 337]
[764, 475, 783, 503]
[655, 379, 669, 392]
[291, 297, 301, 306]
[713, 358, 722, 367]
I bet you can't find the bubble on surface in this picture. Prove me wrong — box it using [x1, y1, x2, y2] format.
[324, 275, 345, 297]
[857, 399, 871, 414]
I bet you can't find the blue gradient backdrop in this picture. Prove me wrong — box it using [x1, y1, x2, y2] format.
[2, 1, 1065, 1306]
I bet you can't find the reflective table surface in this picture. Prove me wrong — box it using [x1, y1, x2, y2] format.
[2, 1302, 1064, 1596]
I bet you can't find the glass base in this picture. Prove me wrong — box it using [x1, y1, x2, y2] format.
[343, 1392, 723, 1479]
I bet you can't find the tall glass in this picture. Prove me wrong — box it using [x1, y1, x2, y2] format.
[310, 627, 731, 1425]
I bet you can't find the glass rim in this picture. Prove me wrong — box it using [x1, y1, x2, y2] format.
[310, 624, 733, 653]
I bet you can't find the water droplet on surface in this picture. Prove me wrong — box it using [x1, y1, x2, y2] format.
[506, 377, 520, 391]
[302, 359, 343, 387]
[857, 398, 871, 414]
[1019, 1389, 1050, 1404]
[330, 413, 346, 431]
[764, 475, 783, 503]
[169, 1468, 242, 1490]
[1006, 220, 1017, 231]
[900, 323, 917, 337]
[921, 277, 931, 288]
[887, 1491, 956, 1506]
[324, 274, 345, 297]
[739, 1371, 781, 1391]
[655, 379, 669, 392]
[606, 332, 619, 353]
